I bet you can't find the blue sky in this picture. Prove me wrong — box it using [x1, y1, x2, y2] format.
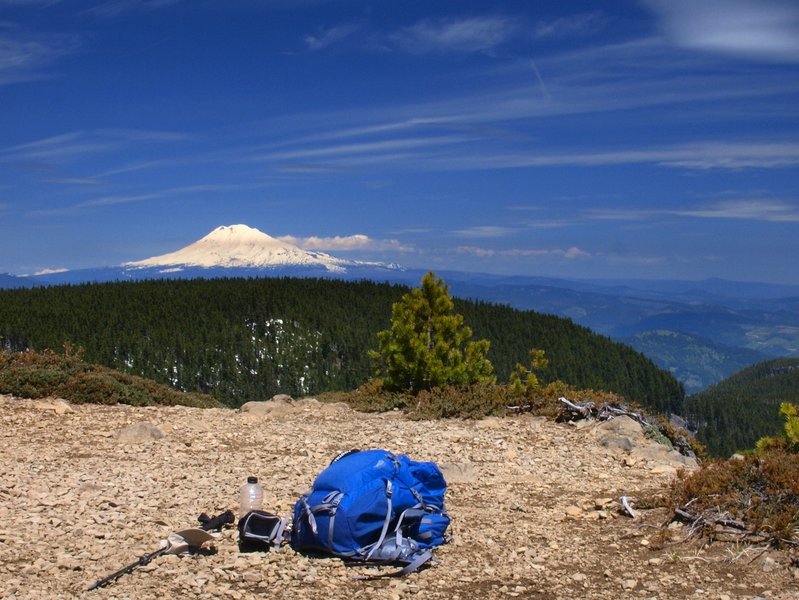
[1, 0, 798, 283]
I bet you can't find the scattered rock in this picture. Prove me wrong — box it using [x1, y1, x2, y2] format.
[33, 398, 74, 415]
[116, 421, 164, 443]
[598, 434, 633, 451]
[633, 444, 698, 469]
[0, 393, 794, 599]
[621, 579, 638, 590]
[240, 397, 305, 418]
[650, 465, 678, 476]
[475, 417, 503, 429]
[595, 415, 645, 443]
[761, 556, 777, 572]
[594, 497, 613, 509]
[439, 462, 477, 483]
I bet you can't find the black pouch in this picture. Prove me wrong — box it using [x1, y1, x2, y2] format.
[238, 510, 289, 552]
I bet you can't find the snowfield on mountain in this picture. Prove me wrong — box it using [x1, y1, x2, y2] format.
[123, 224, 388, 272]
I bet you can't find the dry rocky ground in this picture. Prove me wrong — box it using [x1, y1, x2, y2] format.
[1, 393, 797, 600]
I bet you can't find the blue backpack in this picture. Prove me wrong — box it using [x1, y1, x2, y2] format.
[290, 449, 450, 575]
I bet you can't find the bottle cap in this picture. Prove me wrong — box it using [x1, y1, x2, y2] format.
[247, 476, 258, 484]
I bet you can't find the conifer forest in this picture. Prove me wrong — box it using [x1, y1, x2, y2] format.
[0, 277, 684, 411]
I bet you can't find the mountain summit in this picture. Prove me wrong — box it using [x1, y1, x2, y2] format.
[125, 224, 352, 272]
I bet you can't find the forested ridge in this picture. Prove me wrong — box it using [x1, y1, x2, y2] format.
[0, 277, 683, 411]
[685, 357, 799, 457]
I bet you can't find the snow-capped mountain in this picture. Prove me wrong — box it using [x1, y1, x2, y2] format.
[12, 224, 404, 287]
[124, 224, 386, 273]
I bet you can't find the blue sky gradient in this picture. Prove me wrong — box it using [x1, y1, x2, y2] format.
[1, 0, 798, 283]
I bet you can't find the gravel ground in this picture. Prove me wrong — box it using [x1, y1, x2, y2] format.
[1, 394, 797, 599]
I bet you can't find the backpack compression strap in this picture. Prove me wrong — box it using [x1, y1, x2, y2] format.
[352, 550, 433, 580]
[364, 479, 393, 561]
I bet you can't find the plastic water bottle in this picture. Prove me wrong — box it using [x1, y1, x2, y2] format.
[239, 476, 263, 516]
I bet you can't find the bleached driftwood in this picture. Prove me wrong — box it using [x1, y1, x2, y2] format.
[556, 396, 650, 426]
[672, 499, 798, 547]
[557, 396, 594, 420]
[506, 396, 697, 460]
[620, 496, 637, 519]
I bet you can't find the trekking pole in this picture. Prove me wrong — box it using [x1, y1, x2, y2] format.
[86, 510, 234, 592]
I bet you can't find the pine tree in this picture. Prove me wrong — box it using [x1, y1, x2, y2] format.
[509, 348, 549, 395]
[370, 272, 494, 393]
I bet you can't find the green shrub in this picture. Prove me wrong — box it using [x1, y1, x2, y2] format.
[756, 402, 799, 453]
[64, 371, 129, 405]
[0, 365, 69, 398]
[509, 349, 549, 395]
[510, 380, 573, 419]
[408, 382, 510, 420]
[0, 349, 223, 408]
[668, 450, 799, 546]
[650, 414, 707, 459]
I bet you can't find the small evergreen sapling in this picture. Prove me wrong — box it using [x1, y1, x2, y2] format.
[370, 272, 494, 393]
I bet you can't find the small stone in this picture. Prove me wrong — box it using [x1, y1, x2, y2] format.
[650, 465, 677, 475]
[565, 505, 582, 517]
[621, 579, 638, 590]
[116, 422, 164, 443]
[34, 398, 75, 415]
[439, 462, 477, 483]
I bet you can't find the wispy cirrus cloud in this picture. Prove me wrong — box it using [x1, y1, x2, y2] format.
[74, 182, 267, 208]
[82, 0, 182, 19]
[43, 177, 102, 185]
[456, 245, 591, 259]
[0, 26, 80, 85]
[0, 1, 62, 5]
[27, 181, 270, 217]
[427, 141, 799, 171]
[304, 23, 360, 51]
[239, 31, 799, 174]
[249, 135, 476, 170]
[0, 132, 115, 161]
[643, 0, 799, 62]
[588, 199, 799, 223]
[534, 11, 606, 39]
[388, 16, 517, 54]
[249, 134, 799, 173]
[674, 199, 799, 222]
[453, 225, 517, 238]
[279, 234, 412, 253]
[0, 129, 190, 165]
